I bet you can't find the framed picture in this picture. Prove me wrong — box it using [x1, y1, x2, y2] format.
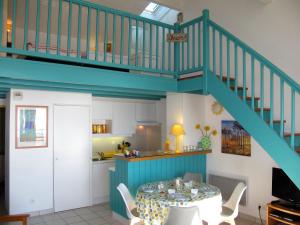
[15, 105, 48, 149]
[221, 120, 251, 156]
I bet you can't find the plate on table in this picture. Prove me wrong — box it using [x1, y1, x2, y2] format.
[142, 187, 155, 193]
[170, 193, 189, 201]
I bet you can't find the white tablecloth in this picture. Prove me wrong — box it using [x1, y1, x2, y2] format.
[136, 180, 222, 225]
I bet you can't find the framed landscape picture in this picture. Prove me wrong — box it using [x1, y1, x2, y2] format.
[15, 105, 48, 149]
[221, 120, 251, 156]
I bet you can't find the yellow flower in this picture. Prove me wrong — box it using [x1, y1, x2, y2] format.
[195, 124, 201, 129]
[204, 126, 210, 131]
[212, 130, 218, 136]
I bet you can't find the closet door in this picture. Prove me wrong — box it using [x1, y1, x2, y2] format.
[54, 105, 91, 212]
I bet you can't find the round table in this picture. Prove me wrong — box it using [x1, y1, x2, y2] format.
[136, 180, 222, 225]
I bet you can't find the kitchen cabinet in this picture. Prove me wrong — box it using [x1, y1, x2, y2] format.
[92, 100, 113, 120]
[135, 102, 157, 122]
[112, 102, 136, 135]
[92, 160, 115, 205]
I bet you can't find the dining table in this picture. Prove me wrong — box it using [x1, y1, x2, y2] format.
[136, 179, 222, 225]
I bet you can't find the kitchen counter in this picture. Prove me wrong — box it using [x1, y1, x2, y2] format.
[113, 150, 212, 162]
[110, 150, 210, 218]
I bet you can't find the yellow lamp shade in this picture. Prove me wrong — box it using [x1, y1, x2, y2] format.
[170, 123, 185, 136]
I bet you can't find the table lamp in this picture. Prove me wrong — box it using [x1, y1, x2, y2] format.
[170, 123, 185, 152]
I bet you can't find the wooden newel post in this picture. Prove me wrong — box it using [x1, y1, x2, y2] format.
[202, 9, 210, 94]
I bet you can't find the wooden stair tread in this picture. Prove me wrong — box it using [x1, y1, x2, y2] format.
[284, 133, 300, 137]
[230, 86, 248, 90]
[266, 120, 286, 124]
[218, 75, 235, 81]
[255, 108, 271, 112]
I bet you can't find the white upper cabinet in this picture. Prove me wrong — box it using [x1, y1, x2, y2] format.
[112, 102, 136, 135]
[92, 100, 113, 120]
[135, 102, 157, 122]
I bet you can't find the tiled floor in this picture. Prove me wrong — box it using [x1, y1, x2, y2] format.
[0, 202, 262, 225]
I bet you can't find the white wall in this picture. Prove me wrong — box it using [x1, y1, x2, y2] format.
[6, 89, 92, 214]
[204, 95, 277, 219]
[166, 92, 277, 219]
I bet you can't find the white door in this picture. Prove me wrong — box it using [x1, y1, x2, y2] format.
[54, 105, 91, 212]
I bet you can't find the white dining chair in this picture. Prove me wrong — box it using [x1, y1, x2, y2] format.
[219, 182, 247, 225]
[117, 183, 143, 225]
[164, 206, 202, 225]
[183, 172, 203, 183]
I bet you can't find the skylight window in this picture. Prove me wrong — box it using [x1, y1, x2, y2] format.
[144, 2, 160, 14]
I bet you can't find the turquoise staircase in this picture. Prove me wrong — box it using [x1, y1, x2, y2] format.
[0, 1, 299, 187]
[200, 10, 300, 188]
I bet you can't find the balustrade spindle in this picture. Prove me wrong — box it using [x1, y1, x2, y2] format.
[149, 24, 152, 68]
[103, 11, 108, 62]
[219, 33, 223, 80]
[95, 10, 99, 60]
[23, 0, 29, 49]
[168, 28, 171, 71]
[226, 38, 230, 87]
[260, 63, 264, 119]
[35, 0, 40, 52]
[280, 78, 284, 137]
[251, 56, 255, 110]
[198, 22, 201, 67]
[291, 89, 295, 149]
[67, 2, 73, 56]
[135, 19, 139, 66]
[162, 28, 165, 71]
[242, 50, 246, 101]
[269, 71, 274, 128]
[192, 24, 195, 69]
[181, 28, 184, 71]
[112, 14, 116, 63]
[234, 43, 238, 94]
[46, 0, 52, 54]
[57, 0, 62, 55]
[0, 0, 2, 46]
[120, 16, 124, 64]
[156, 25, 159, 70]
[142, 21, 145, 68]
[187, 26, 190, 70]
[212, 28, 216, 75]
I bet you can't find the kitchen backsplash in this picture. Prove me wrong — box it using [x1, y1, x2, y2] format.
[92, 125, 161, 158]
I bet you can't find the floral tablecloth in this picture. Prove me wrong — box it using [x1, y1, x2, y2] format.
[136, 180, 222, 225]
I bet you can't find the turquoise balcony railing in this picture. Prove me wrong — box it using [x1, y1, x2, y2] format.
[0, 0, 177, 77]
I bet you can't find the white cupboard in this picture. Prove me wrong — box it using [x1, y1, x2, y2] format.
[92, 160, 115, 204]
[135, 102, 157, 122]
[92, 100, 113, 120]
[112, 102, 136, 135]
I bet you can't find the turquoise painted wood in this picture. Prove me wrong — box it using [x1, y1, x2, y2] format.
[110, 155, 207, 218]
[207, 74, 300, 188]
[23, 0, 29, 49]
[0, 58, 177, 94]
[46, 0, 52, 54]
[0, 0, 2, 45]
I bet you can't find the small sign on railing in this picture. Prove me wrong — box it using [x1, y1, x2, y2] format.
[167, 33, 188, 42]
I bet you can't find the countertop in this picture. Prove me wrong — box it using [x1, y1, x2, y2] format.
[113, 150, 212, 162]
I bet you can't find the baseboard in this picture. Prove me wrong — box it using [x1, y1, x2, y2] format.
[112, 212, 129, 225]
[92, 196, 109, 205]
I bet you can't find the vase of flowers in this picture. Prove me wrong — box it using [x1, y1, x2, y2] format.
[195, 124, 217, 150]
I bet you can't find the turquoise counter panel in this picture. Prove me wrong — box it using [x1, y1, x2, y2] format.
[109, 154, 207, 218]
